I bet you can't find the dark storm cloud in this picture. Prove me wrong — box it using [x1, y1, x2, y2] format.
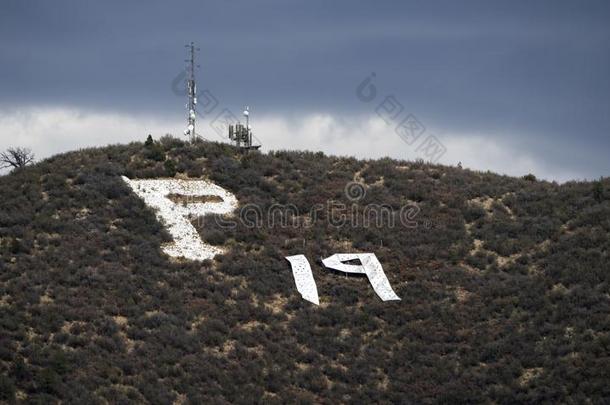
[1, 0, 609, 177]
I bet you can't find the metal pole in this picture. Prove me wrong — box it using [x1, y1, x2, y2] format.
[185, 42, 198, 142]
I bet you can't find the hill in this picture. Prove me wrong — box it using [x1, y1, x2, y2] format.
[0, 137, 609, 403]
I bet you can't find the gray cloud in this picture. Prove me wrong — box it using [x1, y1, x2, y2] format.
[0, 0, 609, 179]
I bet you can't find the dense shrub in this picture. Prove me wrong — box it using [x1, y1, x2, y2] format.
[0, 140, 607, 403]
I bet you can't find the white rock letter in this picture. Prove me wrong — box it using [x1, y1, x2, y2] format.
[322, 253, 401, 301]
[122, 176, 237, 261]
[285, 255, 319, 305]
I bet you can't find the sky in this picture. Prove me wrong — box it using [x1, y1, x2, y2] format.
[1, 0, 609, 181]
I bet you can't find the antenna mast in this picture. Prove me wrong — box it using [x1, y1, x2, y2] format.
[184, 42, 200, 142]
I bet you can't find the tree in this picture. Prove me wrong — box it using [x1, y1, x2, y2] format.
[144, 134, 154, 147]
[0, 147, 35, 169]
[523, 173, 537, 182]
[593, 179, 604, 202]
[143, 135, 165, 161]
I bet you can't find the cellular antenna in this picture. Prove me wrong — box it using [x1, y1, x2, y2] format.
[228, 105, 261, 152]
[184, 42, 200, 142]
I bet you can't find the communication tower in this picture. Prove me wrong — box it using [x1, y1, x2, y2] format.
[183, 42, 200, 141]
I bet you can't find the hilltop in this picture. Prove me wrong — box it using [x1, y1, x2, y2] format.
[0, 137, 609, 403]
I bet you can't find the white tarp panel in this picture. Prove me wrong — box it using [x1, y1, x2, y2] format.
[322, 253, 401, 301]
[122, 177, 237, 261]
[285, 255, 320, 305]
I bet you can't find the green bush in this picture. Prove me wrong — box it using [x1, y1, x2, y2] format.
[164, 159, 177, 177]
[0, 375, 16, 401]
[523, 173, 537, 182]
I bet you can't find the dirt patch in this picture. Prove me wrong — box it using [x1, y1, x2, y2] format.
[113, 315, 129, 327]
[166, 193, 224, 205]
[454, 287, 471, 303]
[518, 367, 543, 387]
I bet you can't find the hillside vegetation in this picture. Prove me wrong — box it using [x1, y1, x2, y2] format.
[0, 137, 609, 403]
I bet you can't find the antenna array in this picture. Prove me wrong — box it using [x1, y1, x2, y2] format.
[228, 106, 261, 151]
[177, 43, 262, 150]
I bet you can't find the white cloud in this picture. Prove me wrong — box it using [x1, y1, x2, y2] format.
[0, 106, 179, 159]
[0, 106, 585, 182]
[252, 114, 584, 182]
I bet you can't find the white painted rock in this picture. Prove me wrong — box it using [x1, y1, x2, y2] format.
[122, 176, 237, 261]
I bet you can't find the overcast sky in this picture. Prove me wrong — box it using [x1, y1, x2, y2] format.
[1, 0, 609, 181]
